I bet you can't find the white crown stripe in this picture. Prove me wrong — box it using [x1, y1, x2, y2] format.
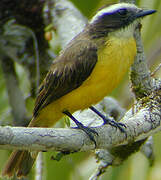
[90, 3, 138, 24]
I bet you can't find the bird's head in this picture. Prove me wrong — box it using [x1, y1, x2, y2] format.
[88, 3, 156, 39]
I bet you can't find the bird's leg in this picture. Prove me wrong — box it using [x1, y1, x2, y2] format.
[63, 110, 98, 147]
[89, 106, 126, 133]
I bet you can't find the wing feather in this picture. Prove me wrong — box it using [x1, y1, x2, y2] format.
[33, 39, 97, 117]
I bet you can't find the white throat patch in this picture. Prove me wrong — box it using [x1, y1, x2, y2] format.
[109, 19, 139, 39]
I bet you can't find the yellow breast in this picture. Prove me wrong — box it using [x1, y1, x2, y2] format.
[58, 36, 136, 111]
[35, 36, 136, 127]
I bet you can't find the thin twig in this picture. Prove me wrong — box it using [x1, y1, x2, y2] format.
[151, 62, 161, 77]
[35, 152, 44, 180]
[28, 29, 40, 94]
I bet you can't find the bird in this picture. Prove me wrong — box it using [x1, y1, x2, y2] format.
[2, 2, 156, 178]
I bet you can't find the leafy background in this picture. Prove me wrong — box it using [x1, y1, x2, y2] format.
[0, 0, 161, 180]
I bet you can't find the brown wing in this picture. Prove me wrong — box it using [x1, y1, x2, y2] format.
[33, 39, 97, 117]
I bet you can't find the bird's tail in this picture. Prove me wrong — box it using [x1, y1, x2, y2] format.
[2, 150, 38, 178]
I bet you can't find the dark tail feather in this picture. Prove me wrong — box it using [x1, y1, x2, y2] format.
[2, 150, 37, 178]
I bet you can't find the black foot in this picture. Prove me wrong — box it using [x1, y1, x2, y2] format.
[74, 120, 98, 147]
[63, 110, 98, 147]
[90, 106, 126, 133]
[103, 117, 126, 133]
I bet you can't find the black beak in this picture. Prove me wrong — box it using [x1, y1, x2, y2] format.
[136, 9, 156, 18]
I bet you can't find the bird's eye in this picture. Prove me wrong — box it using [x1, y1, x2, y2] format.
[117, 8, 128, 16]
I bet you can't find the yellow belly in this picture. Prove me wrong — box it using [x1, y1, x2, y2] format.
[34, 36, 136, 127]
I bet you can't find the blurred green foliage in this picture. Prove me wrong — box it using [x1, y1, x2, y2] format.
[0, 0, 161, 180]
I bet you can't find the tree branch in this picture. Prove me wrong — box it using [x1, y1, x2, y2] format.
[0, 56, 28, 126]
[48, 0, 87, 48]
[131, 27, 157, 98]
[0, 89, 160, 152]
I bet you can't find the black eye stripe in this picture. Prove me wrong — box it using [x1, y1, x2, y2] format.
[117, 8, 128, 16]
